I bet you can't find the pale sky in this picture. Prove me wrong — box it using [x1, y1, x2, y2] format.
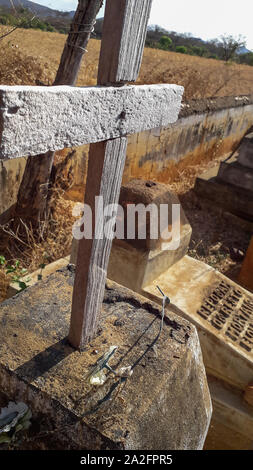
[37, 0, 253, 50]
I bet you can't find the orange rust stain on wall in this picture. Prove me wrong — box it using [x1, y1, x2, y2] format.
[58, 105, 253, 200]
[122, 106, 253, 185]
[124, 135, 242, 186]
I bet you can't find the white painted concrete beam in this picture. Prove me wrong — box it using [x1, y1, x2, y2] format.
[0, 84, 184, 159]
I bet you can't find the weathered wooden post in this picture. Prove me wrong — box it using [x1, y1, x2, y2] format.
[55, 0, 104, 86]
[68, 0, 153, 348]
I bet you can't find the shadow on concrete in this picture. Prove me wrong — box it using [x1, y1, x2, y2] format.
[14, 337, 75, 383]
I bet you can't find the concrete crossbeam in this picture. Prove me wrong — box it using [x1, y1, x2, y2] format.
[0, 84, 184, 160]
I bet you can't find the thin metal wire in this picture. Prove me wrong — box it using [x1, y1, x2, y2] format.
[66, 43, 88, 52]
[83, 286, 170, 416]
[68, 30, 94, 34]
[69, 20, 96, 33]
[131, 286, 170, 371]
[66, 20, 96, 51]
[71, 22, 95, 27]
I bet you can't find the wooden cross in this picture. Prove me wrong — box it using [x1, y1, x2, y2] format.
[0, 0, 183, 349]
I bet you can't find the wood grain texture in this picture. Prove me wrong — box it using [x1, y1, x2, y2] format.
[55, 0, 103, 86]
[69, 0, 156, 347]
[13, 150, 54, 231]
[69, 138, 127, 348]
[98, 0, 153, 85]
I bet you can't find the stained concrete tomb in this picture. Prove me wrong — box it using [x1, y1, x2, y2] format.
[71, 179, 192, 292]
[0, 268, 212, 450]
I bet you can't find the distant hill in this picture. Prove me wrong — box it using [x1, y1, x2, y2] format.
[0, 0, 74, 19]
[237, 46, 251, 55]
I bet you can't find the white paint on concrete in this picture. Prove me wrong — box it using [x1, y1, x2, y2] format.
[0, 84, 184, 159]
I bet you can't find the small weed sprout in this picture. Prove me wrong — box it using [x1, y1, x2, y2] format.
[0, 256, 30, 292]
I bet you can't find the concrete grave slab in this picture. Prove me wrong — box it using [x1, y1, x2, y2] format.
[0, 267, 211, 450]
[107, 231, 191, 293]
[143, 255, 253, 393]
[238, 132, 253, 169]
[205, 375, 253, 450]
[142, 255, 253, 449]
[217, 161, 253, 191]
[114, 178, 191, 252]
[195, 130, 253, 221]
[0, 84, 183, 160]
[194, 159, 253, 221]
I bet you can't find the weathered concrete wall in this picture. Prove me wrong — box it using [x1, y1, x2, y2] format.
[125, 103, 253, 183]
[63, 97, 253, 197]
[1, 96, 253, 216]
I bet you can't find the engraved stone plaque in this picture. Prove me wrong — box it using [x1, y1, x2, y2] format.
[197, 280, 253, 354]
[143, 255, 253, 391]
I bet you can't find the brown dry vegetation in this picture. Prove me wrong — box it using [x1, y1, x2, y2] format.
[1, 26, 253, 99]
[0, 187, 75, 302]
[138, 49, 253, 100]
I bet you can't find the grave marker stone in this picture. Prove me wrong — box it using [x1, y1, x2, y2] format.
[141, 257, 253, 391]
[71, 179, 192, 292]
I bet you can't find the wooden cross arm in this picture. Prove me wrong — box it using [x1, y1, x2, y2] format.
[0, 84, 184, 160]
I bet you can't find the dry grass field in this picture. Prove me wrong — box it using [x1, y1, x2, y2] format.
[1, 26, 253, 100]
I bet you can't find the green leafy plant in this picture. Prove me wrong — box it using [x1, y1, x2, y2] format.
[158, 35, 172, 50]
[0, 251, 48, 294]
[0, 6, 56, 34]
[38, 263, 46, 281]
[0, 256, 30, 292]
[176, 45, 187, 54]
[0, 255, 6, 266]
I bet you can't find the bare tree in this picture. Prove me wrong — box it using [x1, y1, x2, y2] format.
[12, 0, 104, 236]
[215, 34, 246, 62]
